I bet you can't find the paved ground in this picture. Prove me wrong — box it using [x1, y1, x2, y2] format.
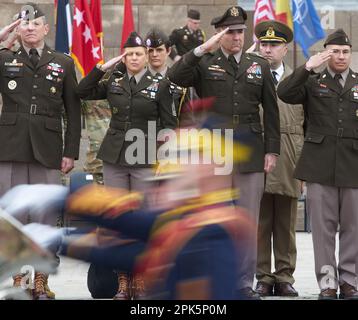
[42, 232, 319, 300]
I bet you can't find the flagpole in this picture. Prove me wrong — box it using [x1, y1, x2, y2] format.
[293, 41, 297, 69]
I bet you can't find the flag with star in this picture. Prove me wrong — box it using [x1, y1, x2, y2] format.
[90, 0, 103, 55]
[71, 0, 103, 76]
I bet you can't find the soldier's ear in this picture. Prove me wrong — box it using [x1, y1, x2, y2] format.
[44, 23, 49, 35]
[167, 46, 172, 55]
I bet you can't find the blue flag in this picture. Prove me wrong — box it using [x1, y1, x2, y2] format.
[292, 0, 325, 58]
[55, 0, 72, 54]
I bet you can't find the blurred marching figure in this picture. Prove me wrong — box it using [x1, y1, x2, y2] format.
[0, 111, 257, 300]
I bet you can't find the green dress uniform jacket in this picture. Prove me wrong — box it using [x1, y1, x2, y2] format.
[277, 65, 358, 188]
[0, 45, 81, 169]
[168, 49, 280, 172]
[76, 66, 178, 167]
[169, 26, 205, 57]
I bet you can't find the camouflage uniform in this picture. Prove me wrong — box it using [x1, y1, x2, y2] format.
[82, 100, 111, 184]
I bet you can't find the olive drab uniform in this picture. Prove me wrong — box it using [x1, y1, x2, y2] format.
[151, 72, 192, 126]
[76, 66, 177, 167]
[278, 66, 358, 187]
[169, 25, 206, 58]
[168, 49, 280, 172]
[0, 45, 81, 169]
[278, 65, 358, 292]
[257, 64, 304, 290]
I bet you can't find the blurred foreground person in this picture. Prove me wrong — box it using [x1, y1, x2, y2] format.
[1, 115, 257, 299]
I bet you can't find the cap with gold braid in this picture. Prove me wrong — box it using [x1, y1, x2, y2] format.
[255, 20, 293, 44]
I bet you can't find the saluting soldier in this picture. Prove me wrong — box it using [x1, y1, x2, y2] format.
[168, 6, 280, 299]
[169, 9, 206, 62]
[76, 31, 177, 299]
[0, 4, 81, 299]
[253, 20, 304, 298]
[277, 29, 358, 300]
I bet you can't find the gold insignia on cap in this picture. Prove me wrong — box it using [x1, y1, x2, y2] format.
[50, 86, 57, 94]
[266, 27, 275, 38]
[230, 7, 239, 17]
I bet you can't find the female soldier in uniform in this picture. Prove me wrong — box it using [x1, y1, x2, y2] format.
[76, 31, 177, 300]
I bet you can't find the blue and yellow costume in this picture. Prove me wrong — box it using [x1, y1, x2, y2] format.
[62, 184, 254, 300]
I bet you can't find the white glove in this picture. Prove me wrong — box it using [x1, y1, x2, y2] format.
[0, 184, 69, 221]
[22, 223, 65, 252]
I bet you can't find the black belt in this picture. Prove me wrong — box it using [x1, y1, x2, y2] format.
[3, 104, 62, 118]
[233, 113, 261, 125]
[308, 126, 358, 139]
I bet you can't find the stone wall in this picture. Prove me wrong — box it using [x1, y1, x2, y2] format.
[2, 1, 358, 70]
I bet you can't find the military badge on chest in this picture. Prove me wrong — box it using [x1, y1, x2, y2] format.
[4, 59, 24, 90]
[207, 65, 226, 78]
[141, 79, 159, 99]
[109, 77, 124, 93]
[46, 62, 64, 94]
[8, 80, 17, 90]
[351, 85, 358, 102]
[246, 62, 262, 80]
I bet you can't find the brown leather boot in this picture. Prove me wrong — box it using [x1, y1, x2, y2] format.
[113, 272, 130, 300]
[33, 272, 55, 300]
[132, 275, 146, 300]
[13, 274, 24, 288]
[13, 273, 33, 297]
